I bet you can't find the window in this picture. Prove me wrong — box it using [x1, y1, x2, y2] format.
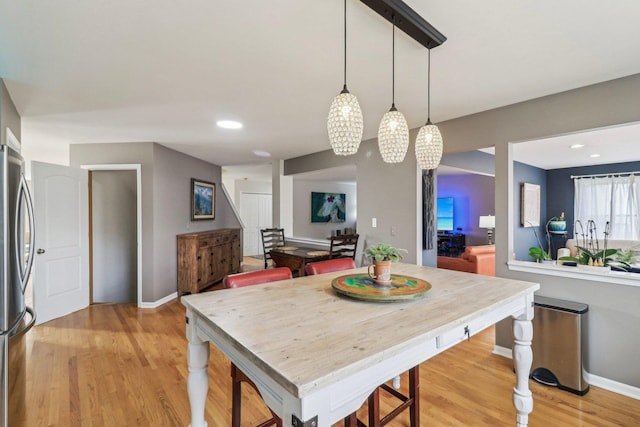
[574, 174, 640, 240]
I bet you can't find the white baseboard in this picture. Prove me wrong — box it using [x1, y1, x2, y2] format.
[586, 373, 640, 400]
[492, 345, 640, 400]
[492, 345, 512, 359]
[139, 292, 178, 309]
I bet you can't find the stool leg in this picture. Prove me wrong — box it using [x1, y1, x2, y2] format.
[230, 364, 241, 427]
[368, 387, 381, 427]
[409, 366, 420, 427]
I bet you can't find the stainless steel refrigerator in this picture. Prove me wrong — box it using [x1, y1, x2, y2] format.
[0, 138, 35, 427]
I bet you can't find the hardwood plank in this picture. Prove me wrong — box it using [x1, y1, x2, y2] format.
[21, 297, 638, 426]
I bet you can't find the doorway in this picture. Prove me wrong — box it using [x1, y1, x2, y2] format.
[83, 164, 142, 306]
[240, 192, 272, 256]
[90, 170, 137, 303]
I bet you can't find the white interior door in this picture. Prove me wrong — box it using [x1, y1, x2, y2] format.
[32, 161, 89, 325]
[240, 193, 272, 255]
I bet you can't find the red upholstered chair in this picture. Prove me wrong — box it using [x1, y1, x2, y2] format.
[305, 258, 418, 427]
[223, 267, 292, 427]
[223, 267, 292, 289]
[304, 258, 356, 275]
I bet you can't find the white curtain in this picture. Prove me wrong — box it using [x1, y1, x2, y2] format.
[574, 175, 640, 240]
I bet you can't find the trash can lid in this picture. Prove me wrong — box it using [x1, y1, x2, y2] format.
[534, 295, 589, 314]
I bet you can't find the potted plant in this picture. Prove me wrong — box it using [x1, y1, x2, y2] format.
[528, 224, 554, 263]
[365, 243, 407, 285]
[560, 246, 629, 271]
[547, 212, 567, 233]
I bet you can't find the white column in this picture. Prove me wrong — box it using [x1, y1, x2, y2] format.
[186, 312, 210, 427]
[512, 297, 534, 427]
[272, 160, 293, 234]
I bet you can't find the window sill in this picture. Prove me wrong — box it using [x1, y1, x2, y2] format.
[507, 260, 640, 288]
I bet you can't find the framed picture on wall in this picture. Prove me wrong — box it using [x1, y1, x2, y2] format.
[521, 182, 540, 227]
[311, 192, 346, 223]
[191, 178, 216, 220]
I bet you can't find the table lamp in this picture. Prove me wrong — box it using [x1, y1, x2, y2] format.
[479, 215, 496, 244]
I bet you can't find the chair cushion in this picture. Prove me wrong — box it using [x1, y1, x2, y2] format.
[223, 267, 292, 289]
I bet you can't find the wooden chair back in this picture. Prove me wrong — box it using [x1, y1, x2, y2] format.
[260, 228, 285, 269]
[329, 233, 359, 260]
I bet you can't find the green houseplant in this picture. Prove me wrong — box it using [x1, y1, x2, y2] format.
[365, 243, 407, 285]
[365, 243, 406, 262]
[528, 223, 553, 263]
[560, 246, 629, 271]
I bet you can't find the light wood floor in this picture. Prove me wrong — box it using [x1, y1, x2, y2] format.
[21, 265, 639, 426]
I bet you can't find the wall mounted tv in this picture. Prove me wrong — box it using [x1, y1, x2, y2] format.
[437, 197, 454, 231]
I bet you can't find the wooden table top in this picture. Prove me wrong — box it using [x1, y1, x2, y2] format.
[182, 263, 538, 399]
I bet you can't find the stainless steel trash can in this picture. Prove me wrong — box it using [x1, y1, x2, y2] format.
[531, 295, 589, 395]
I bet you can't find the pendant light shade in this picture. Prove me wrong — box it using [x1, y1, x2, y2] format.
[328, 0, 363, 156]
[379, 106, 409, 163]
[415, 120, 443, 169]
[378, 19, 409, 164]
[328, 88, 363, 155]
[415, 48, 443, 170]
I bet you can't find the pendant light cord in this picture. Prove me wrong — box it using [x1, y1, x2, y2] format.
[427, 48, 431, 122]
[343, 0, 347, 89]
[392, 17, 396, 107]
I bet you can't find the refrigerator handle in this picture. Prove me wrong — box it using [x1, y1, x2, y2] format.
[14, 174, 36, 294]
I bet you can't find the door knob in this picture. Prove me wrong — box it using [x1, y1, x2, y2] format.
[37, 248, 45, 254]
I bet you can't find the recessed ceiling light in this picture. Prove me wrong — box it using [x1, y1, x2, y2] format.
[590, 153, 601, 158]
[570, 144, 584, 149]
[216, 120, 243, 130]
[253, 150, 271, 158]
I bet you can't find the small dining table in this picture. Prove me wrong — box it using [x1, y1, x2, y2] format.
[268, 246, 332, 276]
[182, 263, 539, 427]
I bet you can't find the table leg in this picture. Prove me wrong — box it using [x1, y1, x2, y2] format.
[512, 309, 534, 427]
[187, 318, 210, 427]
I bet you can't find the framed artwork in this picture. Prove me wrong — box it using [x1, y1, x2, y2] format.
[311, 192, 346, 223]
[191, 178, 216, 220]
[521, 182, 540, 227]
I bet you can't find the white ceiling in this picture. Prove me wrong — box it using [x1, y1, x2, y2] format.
[2, 1, 640, 172]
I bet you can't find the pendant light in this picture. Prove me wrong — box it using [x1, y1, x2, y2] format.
[415, 48, 443, 170]
[378, 17, 409, 164]
[327, 0, 363, 156]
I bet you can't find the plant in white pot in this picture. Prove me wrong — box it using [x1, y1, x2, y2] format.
[365, 243, 407, 285]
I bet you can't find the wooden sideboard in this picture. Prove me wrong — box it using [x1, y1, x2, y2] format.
[177, 228, 241, 295]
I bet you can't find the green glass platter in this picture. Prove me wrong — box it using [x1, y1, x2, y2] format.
[331, 273, 432, 302]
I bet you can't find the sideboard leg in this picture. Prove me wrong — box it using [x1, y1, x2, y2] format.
[512, 300, 534, 427]
[187, 315, 210, 427]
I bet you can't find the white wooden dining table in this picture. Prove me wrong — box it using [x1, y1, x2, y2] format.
[181, 263, 539, 427]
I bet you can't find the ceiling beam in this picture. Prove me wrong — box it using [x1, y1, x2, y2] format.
[360, 0, 446, 49]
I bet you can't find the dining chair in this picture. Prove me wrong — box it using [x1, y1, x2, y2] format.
[260, 227, 286, 269]
[305, 258, 419, 427]
[304, 258, 356, 275]
[223, 267, 293, 427]
[329, 233, 359, 260]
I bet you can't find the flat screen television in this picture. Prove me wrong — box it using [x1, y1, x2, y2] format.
[437, 197, 454, 231]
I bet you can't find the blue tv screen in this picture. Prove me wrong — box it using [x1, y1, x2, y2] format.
[437, 197, 454, 231]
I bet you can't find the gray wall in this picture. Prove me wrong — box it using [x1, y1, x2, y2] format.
[292, 180, 357, 240]
[70, 142, 241, 302]
[92, 170, 137, 303]
[1, 79, 21, 146]
[286, 128, 421, 265]
[285, 73, 640, 388]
